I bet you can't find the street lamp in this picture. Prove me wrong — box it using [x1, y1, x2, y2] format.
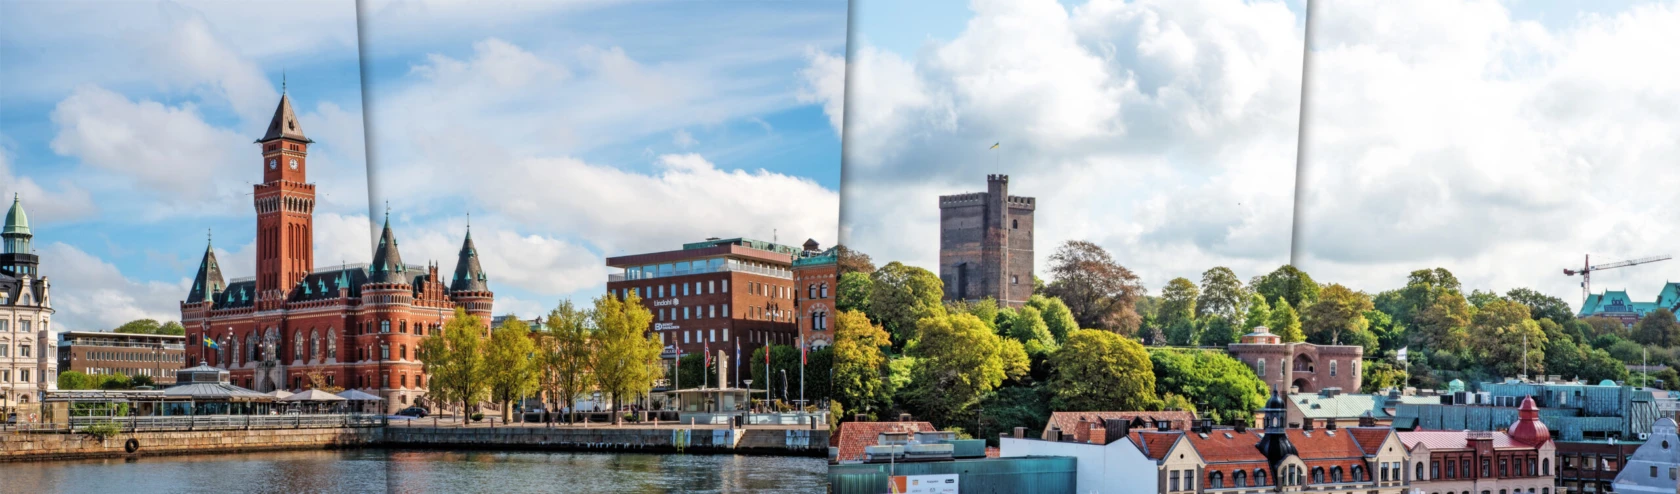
[744, 379, 753, 412]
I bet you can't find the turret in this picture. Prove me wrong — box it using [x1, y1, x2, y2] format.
[1, 194, 40, 278]
[449, 225, 489, 292]
[368, 212, 408, 285]
[1508, 395, 1551, 446]
[187, 233, 225, 303]
[1256, 387, 1297, 467]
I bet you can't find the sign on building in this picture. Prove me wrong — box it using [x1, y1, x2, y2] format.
[890, 474, 958, 494]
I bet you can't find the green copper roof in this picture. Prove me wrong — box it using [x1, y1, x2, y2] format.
[3, 194, 28, 235]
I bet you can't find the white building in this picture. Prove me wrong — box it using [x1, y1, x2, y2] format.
[1613, 418, 1680, 494]
[0, 195, 57, 415]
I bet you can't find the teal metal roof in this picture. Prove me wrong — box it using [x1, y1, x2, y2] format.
[3, 194, 28, 235]
[681, 237, 802, 256]
[829, 456, 1076, 494]
[1580, 286, 1680, 320]
[793, 246, 839, 268]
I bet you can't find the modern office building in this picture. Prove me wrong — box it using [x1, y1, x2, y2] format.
[58, 331, 186, 384]
[181, 89, 492, 413]
[606, 237, 810, 387]
[0, 195, 57, 410]
[1229, 325, 1365, 394]
[938, 174, 1035, 307]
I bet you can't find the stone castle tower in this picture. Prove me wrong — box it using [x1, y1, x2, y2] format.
[938, 174, 1035, 307]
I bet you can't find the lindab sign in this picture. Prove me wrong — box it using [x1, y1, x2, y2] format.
[889, 474, 957, 494]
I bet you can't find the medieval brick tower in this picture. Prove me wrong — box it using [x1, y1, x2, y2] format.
[938, 174, 1034, 307]
[182, 87, 492, 413]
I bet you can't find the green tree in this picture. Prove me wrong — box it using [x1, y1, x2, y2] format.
[1041, 240, 1146, 334]
[486, 317, 540, 422]
[1392, 268, 1464, 328]
[948, 298, 1001, 334]
[904, 312, 1028, 427]
[1301, 284, 1373, 345]
[1243, 294, 1271, 331]
[1026, 295, 1079, 343]
[1360, 360, 1408, 393]
[1158, 277, 1199, 338]
[975, 386, 1052, 447]
[1164, 318, 1198, 347]
[1196, 267, 1247, 322]
[1250, 265, 1320, 308]
[131, 374, 156, 388]
[1365, 310, 1404, 354]
[674, 353, 709, 390]
[420, 308, 490, 419]
[1006, 306, 1058, 357]
[58, 370, 92, 390]
[836, 271, 873, 313]
[589, 291, 664, 425]
[869, 262, 946, 347]
[1506, 288, 1575, 323]
[1583, 316, 1630, 341]
[833, 310, 891, 419]
[1467, 289, 1502, 309]
[750, 344, 801, 404]
[1579, 347, 1630, 383]
[1048, 329, 1157, 412]
[159, 321, 186, 336]
[835, 244, 876, 275]
[113, 319, 162, 334]
[539, 300, 594, 422]
[1469, 299, 1545, 378]
[1545, 337, 1585, 379]
[99, 373, 132, 390]
[1633, 309, 1680, 347]
[1150, 348, 1268, 426]
[1197, 316, 1239, 348]
[1269, 299, 1304, 342]
[1413, 291, 1473, 353]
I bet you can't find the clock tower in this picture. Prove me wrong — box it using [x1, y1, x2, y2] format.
[253, 89, 316, 297]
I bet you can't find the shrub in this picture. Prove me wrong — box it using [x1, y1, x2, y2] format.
[470, 412, 484, 422]
[84, 422, 122, 440]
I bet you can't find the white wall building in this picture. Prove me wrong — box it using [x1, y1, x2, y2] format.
[0, 196, 57, 415]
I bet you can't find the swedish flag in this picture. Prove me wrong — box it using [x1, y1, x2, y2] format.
[989, 142, 1000, 150]
[203, 337, 219, 349]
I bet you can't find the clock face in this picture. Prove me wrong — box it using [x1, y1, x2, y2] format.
[268, 158, 278, 170]
[289, 158, 299, 170]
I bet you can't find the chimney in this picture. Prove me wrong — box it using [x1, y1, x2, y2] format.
[1303, 418, 1314, 431]
[1358, 414, 1376, 427]
[1104, 419, 1131, 444]
[1234, 422, 1247, 434]
[1046, 426, 1063, 442]
[1013, 427, 1027, 439]
[1198, 418, 1215, 434]
[855, 414, 868, 422]
[899, 413, 912, 422]
[1074, 417, 1091, 443]
[1326, 419, 1338, 431]
[1157, 420, 1172, 432]
[1089, 422, 1107, 445]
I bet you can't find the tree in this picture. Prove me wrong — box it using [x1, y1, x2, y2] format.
[1158, 278, 1199, 338]
[836, 271, 873, 313]
[487, 317, 540, 422]
[1467, 289, 1502, 309]
[305, 369, 342, 394]
[1365, 310, 1404, 354]
[1006, 306, 1058, 357]
[58, 370, 92, 390]
[1150, 348, 1268, 425]
[1360, 360, 1408, 393]
[99, 373, 132, 390]
[949, 298, 1001, 333]
[1633, 309, 1680, 348]
[1301, 284, 1373, 345]
[869, 262, 946, 347]
[1413, 291, 1473, 353]
[420, 308, 489, 419]
[1164, 318, 1198, 347]
[1506, 287, 1575, 323]
[1048, 329, 1157, 412]
[1197, 316, 1239, 348]
[835, 244, 876, 275]
[539, 299, 594, 422]
[833, 310, 891, 419]
[1250, 265, 1320, 309]
[975, 386, 1051, 447]
[1196, 267, 1247, 322]
[589, 291, 664, 425]
[1026, 295, 1079, 343]
[750, 344, 802, 405]
[130, 374, 156, 388]
[1243, 294, 1271, 331]
[1583, 316, 1630, 341]
[1391, 268, 1463, 328]
[159, 321, 186, 336]
[1469, 299, 1546, 378]
[1579, 347, 1630, 383]
[113, 319, 162, 334]
[1269, 299, 1304, 342]
[904, 312, 1028, 427]
[1041, 240, 1146, 334]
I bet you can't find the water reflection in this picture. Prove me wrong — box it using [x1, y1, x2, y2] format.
[0, 449, 826, 493]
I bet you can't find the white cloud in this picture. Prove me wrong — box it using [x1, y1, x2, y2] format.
[48, 85, 246, 201]
[0, 149, 97, 225]
[833, 0, 1303, 290]
[1295, 1, 1680, 304]
[673, 129, 698, 148]
[389, 218, 601, 297]
[37, 243, 186, 332]
[798, 46, 847, 135]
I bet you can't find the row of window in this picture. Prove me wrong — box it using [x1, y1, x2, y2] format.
[622, 258, 792, 281]
[0, 319, 41, 333]
[0, 368, 41, 383]
[1560, 453, 1621, 472]
[1426, 488, 1549, 494]
[83, 350, 169, 363]
[1422, 457, 1547, 480]
[0, 342, 35, 358]
[85, 367, 161, 378]
[1253, 358, 1357, 378]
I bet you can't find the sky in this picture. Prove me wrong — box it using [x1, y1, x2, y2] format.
[356, 0, 848, 319]
[836, 0, 1308, 295]
[1293, 0, 1680, 311]
[0, 0, 372, 332]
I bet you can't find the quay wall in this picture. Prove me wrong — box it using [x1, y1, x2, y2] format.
[0, 427, 380, 462]
[382, 426, 829, 457]
[0, 426, 828, 462]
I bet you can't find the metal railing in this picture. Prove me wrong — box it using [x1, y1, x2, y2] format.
[1, 413, 386, 434]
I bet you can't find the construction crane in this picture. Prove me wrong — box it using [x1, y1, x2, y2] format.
[1564, 254, 1673, 302]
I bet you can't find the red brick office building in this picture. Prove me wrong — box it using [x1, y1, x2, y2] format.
[792, 239, 837, 349]
[607, 238, 835, 387]
[180, 90, 492, 412]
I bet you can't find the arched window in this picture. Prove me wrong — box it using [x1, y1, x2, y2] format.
[1234, 470, 1247, 487]
[310, 330, 320, 361]
[1529, 458, 1537, 476]
[380, 344, 390, 360]
[1257, 358, 1266, 377]
[400, 320, 408, 334]
[1417, 463, 1425, 482]
[1352, 465, 1365, 482]
[326, 329, 337, 360]
[1312, 467, 1325, 484]
[380, 320, 390, 333]
[1331, 466, 1344, 483]
[1255, 470, 1267, 487]
[293, 331, 304, 361]
[820, 283, 829, 298]
[807, 284, 816, 299]
[1543, 459, 1550, 476]
[246, 333, 258, 363]
[1209, 472, 1224, 489]
[1331, 360, 1338, 376]
[400, 344, 407, 360]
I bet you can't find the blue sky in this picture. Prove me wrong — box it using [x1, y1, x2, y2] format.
[0, 0, 371, 331]
[356, 0, 847, 318]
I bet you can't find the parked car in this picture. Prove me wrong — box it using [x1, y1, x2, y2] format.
[396, 406, 429, 418]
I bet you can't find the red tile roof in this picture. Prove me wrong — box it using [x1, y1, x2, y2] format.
[834, 421, 937, 462]
[1346, 427, 1393, 456]
[1183, 429, 1268, 463]
[1130, 430, 1185, 460]
[1287, 429, 1366, 458]
[1045, 411, 1194, 439]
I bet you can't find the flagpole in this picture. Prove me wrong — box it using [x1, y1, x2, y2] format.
[800, 336, 806, 412]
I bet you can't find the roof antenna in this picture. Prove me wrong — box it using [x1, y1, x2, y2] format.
[282, 70, 287, 95]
